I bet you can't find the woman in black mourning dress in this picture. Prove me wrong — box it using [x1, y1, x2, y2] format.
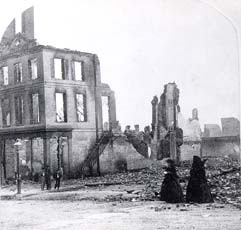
[186, 156, 213, 203]
[160, 158, 184, 203]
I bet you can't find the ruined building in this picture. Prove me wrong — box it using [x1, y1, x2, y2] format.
[178, 108, 201, 142]
[203, 117, 240, 138]
[0, 7, 117, 181]
[202, 117, 240, 159]
[203, 124, 222, 137]
[178, 108, 202, 161]
[151, 83, 183, 162]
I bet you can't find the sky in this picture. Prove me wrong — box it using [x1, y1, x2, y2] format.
[0, 0, 240, 131]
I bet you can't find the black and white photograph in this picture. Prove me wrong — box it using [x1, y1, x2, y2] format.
[0, 0, 240, 229]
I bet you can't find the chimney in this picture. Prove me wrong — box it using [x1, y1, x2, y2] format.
[22, 6, 34, 40]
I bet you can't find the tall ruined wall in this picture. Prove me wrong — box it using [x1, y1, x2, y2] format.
[152, 82, 180, 141]
[100, 136, 152, 174]
[151, 83, 181, 161]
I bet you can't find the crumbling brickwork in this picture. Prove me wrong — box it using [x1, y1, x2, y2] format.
[151, 83, 183, 162]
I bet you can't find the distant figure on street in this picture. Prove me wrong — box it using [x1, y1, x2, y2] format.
[54, 168, 63, 190]
[160, 158, 184, 203]
[186, 156, 213, 203]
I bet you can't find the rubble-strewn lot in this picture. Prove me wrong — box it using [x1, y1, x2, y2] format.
[1, 157, 240, 208]
[1, 157, 241, 230]
[62, 157, 241, 207]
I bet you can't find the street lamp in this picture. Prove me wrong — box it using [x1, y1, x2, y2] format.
[14, 139, 22, 194]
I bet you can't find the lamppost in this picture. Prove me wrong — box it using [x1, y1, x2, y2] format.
[14, 139, 22, 194]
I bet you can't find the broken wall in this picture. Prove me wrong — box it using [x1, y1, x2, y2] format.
[180, 141, 201, 161]
[203, 124, 222, 137]
[100, 136, 152, 174]
[202, 136, 240, 159]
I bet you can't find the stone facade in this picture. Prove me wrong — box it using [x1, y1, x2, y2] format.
[0, 7, 117, 182]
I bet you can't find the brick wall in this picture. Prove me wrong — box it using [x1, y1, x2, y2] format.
[100, 136, 152, 174]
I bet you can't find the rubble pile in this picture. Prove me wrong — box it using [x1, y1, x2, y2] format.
[75, 157, 240, 207]
[206, 157, 241, 208]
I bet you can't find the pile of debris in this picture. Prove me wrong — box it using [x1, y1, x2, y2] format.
[73, 157, 240, 207]
[206, 157, 241, 208]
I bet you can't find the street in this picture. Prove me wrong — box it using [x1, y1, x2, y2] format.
[1, 200, 241, 230]
[1, 181, 241, 230]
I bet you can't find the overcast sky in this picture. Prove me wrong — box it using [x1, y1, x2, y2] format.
[0, 0, 240, 130]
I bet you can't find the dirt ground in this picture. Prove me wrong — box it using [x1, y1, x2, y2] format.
[1, 183, 241, 230]
[1, 159, 241, 230]
[1, 199, 241, 230]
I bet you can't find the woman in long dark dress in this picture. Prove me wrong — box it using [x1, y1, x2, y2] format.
[186, 156, 213, 203]
[160, 159, 184, 203]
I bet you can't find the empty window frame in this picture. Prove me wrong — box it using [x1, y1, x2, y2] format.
[2, 98, 11, 126]
[54, 58, 68, 80]
[15, 96, 24, 125]
[101, 96, 110, 127]
[55, 92, 67, 122]
[1, 66, 9, 85]
[76, 93, 87, 122]
[31, 93, 40, 124]
[29, 58, 38, 79]
[14, 63, 23, 83]
[74, 61, 84, 81]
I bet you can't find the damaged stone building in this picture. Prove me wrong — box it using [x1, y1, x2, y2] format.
[0, 7, 117, 182]
[150, 83, 240, 162]
[151, 82, 183, 162]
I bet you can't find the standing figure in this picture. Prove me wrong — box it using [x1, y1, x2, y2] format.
[160, 159, 184, 203]
[40, 166, 46, 190]
[54, 168, 63, 190]
[186, 156, 213, 203]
